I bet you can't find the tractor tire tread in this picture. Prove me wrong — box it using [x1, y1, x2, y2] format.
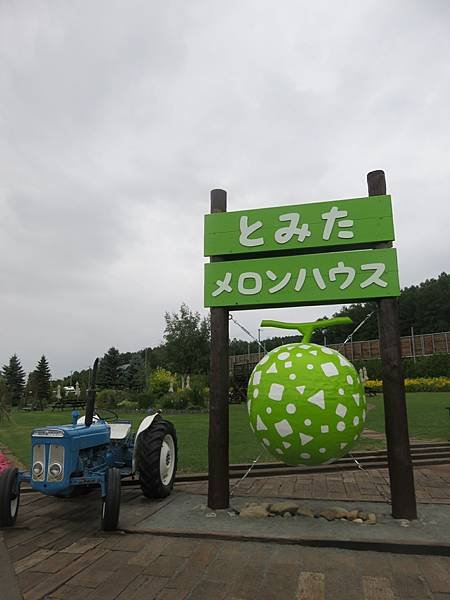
[137, 418, 177, 499]
[0, 467, 20, 527]
[101, 467, 121, 531]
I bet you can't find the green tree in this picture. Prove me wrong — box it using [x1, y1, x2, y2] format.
[1, 354, 26, 407]
[98, 347, 121, 389]
[34, 355, 52, 409]
[164, 304, 210, 376]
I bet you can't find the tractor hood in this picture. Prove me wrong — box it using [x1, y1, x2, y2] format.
[31, 421, 110, 450]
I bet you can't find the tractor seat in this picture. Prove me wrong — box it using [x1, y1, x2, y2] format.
[109, 422, 132, 440]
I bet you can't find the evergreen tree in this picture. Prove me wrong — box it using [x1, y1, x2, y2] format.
[0, 376, 11, 421]
[98, 347, 121, 389]
[1, 354, 26, 407]
[34, 355, 52, 409]
[24, 371, 38, 407]
[127, 355, 146, 391]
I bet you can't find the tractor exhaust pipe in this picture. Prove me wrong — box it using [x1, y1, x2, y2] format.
[85, 358, 99, 427]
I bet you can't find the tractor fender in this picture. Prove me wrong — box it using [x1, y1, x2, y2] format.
[132, 413, 160, 474]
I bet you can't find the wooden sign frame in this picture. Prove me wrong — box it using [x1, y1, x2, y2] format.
[207, 171, 417, 520]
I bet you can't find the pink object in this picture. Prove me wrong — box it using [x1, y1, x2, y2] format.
[0, 452, 11, 473]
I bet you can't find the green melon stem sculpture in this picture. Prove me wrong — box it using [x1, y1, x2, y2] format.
[247, 317, 366, 466]
[260, 317, 353, 344]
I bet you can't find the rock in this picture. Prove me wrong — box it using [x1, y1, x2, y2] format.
[320, 508, 349, 521]
[346, 510, 359, 521]
[269, 501, 299, 516]
[399, 519, 410, 528]
[283, 512, 292, 518]
[239, 505, 269, 518]
[244, 502, 271, 511]
[319, 509, 338, 521]
[367, 513, 377, 524]
[329, 506, 349, 519]
[353, 518, 364, 524]
[358, 511, 368, 521]
[297, 507, 315, 518]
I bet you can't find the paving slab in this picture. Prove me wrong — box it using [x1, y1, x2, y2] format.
[0, 530, 23, 599]
[126, 490, 450, 553]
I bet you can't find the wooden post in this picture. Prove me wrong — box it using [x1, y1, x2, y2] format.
[207, 189, 230, 509]
[368, 170, 417, 519]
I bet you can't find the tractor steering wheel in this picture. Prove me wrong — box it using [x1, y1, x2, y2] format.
[96, 408, 119, 422]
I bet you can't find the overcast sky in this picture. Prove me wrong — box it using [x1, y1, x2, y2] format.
[1, 1, 449, 378]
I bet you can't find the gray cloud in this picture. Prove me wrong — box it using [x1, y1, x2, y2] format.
[1, 0, 449, 376]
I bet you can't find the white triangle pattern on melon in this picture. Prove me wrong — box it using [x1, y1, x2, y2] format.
[256, 415, 267, 431]
[299, 432, 313, 446]
[307, 390, 325, 409]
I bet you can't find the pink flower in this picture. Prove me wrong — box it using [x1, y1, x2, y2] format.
[0, 453, 11, 473]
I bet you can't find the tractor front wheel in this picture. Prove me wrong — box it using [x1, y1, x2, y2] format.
[137, 418, 177, 499]
[101, 468, 121, 531]
[0, 467, 20, 527]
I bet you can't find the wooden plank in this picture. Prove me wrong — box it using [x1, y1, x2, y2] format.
[22, 546, 107, 600]
[419, 556, 450, 594]
[83, 565, 142, 600]
[14, 549, 56, 574]
[296, 572, 325, 600]
[205, 247, 400, 309]
[208, 189, 230, 509]
[61, 537, 105, 554]
[204, 194, 394, 256]
[369, 169, 417, 520]
[362, 576, 395, 600]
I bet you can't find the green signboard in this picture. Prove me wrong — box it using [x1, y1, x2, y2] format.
[204, 247, 400, 308]
[204, 195, 394, 257]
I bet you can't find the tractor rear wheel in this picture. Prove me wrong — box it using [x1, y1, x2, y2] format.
[137, 418, 177, 499]
[0, 467, 20, 527]
[101, 467, 121, 531]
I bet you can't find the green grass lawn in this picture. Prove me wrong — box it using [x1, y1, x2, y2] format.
[1, 392, 448, 472]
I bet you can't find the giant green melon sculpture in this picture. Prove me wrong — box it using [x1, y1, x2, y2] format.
[247, 318, 366, 466]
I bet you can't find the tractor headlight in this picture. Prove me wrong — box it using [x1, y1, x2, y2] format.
[32, 462, 44, 477]
[32, 444, 45, 481]
[47, 444, 65, 481]
[49, 463, 63, 479]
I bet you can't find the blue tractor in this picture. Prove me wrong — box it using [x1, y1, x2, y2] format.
[0, 359, 178, 531]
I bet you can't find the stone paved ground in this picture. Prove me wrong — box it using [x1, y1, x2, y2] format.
[2, 464, 450, 600]
[179, 464, 450, 504]
[4, 487, 450, 600]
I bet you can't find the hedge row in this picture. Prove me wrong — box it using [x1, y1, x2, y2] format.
[353, 353, 450, 380]
[365, 377, 450, 392]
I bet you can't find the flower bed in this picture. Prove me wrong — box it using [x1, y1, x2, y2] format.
[365, 377, 450, 393]
[0, 452, 11, 473]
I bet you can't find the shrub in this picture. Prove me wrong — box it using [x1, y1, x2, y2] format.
[160, 390, 190, 410]
[186, 385, 208, 407]
[117, 400, 138, 410]
[96, 389, 128, 408]
[128, 391, 155, 410]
